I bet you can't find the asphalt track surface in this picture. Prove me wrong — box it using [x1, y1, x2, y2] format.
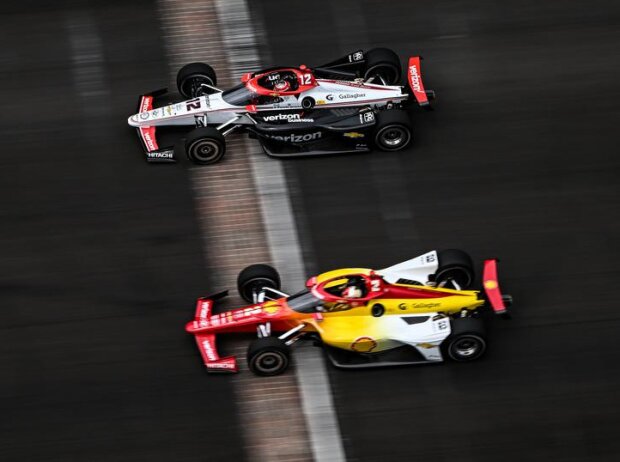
[1, 1, 619, 462]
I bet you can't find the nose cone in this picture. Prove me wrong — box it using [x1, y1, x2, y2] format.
[128, 114, 140, 127]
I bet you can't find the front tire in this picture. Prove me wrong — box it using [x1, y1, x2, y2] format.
[177, 62, 218, 98]
[237, 264, 281, 303]
[247, 337, 291, 376]
[443, 317, 487, 362]
[373, 110, 412, 152]
[185, 127, 226, 165]
[364, 48, 402, 85]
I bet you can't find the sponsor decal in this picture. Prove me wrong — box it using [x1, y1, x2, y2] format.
[425, 253, 437, 263]
[412, 302, 440, 309]
[165, 105, 173, 116]
[139, 112, 150, 120]
[263, 113, 301, 122]
[201, 339, 217, 361]
[349, 51, 364, 62]
[351, 336, 377, 353]
[360, 112, 375, 123]
[416, 342, 435, 349]
[151, 109, 159, 117]
[142, 132, 157, 151]
[267, 73, 280, 81]
[206, 361, 236, 370]
[339, 93, 366, 100]
[354, 143, 368, 150]
[266, 131, 322, 143]
[262, 304, 280, 315]
[146, 151, 174, 159]
[436, 320, 449, 330]
[316, 100, 326, 105]
[140, 96, 152, 113]
[326, 94, 334, 101]
[484, 280, 498, 290]
[343, 132, 365, 139]
[175, 103, 184, 111]
[409, 65, 422, 92]
[398, 302, 441, 310]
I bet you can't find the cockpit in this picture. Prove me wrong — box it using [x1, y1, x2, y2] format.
[256, 70, 300, 93]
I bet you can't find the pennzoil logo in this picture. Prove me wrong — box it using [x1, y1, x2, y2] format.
[343, 132, 365, 139]
[351, 336, 377, 353]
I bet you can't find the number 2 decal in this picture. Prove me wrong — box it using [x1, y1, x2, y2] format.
[301, 74, 312, 85]
[370, 279, 381, 292]
[186, 98, 201, 110]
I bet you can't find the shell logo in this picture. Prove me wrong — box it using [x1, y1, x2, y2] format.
[262, 304, 280, 315]
[484, 280, 498, 290]
[351, 336, 377, 353]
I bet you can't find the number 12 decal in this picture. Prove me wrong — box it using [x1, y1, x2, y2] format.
[301, 74, 312, 85]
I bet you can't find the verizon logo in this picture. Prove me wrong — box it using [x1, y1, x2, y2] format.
[140, 96, 152, 113]
[409, 66, 422, 92]
[142, 131, 157, 151]
[202, 340, 217, 361]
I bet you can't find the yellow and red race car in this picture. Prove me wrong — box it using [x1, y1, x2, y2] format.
[185, 250, 512, 376]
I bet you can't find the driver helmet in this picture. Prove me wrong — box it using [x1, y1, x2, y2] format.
[274, 80, 291, 92]
[343, 285, 363, 299]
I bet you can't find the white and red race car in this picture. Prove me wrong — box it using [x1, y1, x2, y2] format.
[127, 48, 434, 163]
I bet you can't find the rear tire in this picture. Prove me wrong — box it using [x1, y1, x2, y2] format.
[364, 48, 402, 85]
[177, 62, 218, 98]
[185, 127, 225, 165]
[237, 264, 281, 303]
[247, 337, 291, 376]
[373, 110, 412, 151]
[435, 249, 474, 289]
[443, 317, 487, 362]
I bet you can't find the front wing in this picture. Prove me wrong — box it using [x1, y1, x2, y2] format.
[134, 92, 177, 163]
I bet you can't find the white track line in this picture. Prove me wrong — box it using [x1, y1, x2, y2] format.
[214, 2, 347, 460]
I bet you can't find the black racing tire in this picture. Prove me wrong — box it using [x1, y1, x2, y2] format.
[443, 317, 487, 362]
[435, 249, 474, 290]
[373, 109, 412, 151]
[185, 127, 226, 165]
[177, 62, 218, 99]
[247, 337, 291, 376]
[363, 48, 402, 85]
[237, 264, 281, 303]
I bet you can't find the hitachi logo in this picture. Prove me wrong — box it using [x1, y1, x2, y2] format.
[146, 151, 174, 159]
[266, 132, 322, 143]
[409, 66, 422, 92]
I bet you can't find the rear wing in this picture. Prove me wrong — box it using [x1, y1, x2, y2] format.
[482, 259, 512, 316]
[407, 57, 435, 109]
[134, 90, 176, 163]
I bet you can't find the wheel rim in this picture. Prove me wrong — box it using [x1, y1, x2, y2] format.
[189, 139, 220, 162]
[376, 125, 411, 151]
[242, 277, 277, 302]
[181, 75, 213, 98]
[254, 351, 287, 374]
[365, 64, 399, 85]
[450, 335, 485, 360]
[436, 267, 472, 290]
